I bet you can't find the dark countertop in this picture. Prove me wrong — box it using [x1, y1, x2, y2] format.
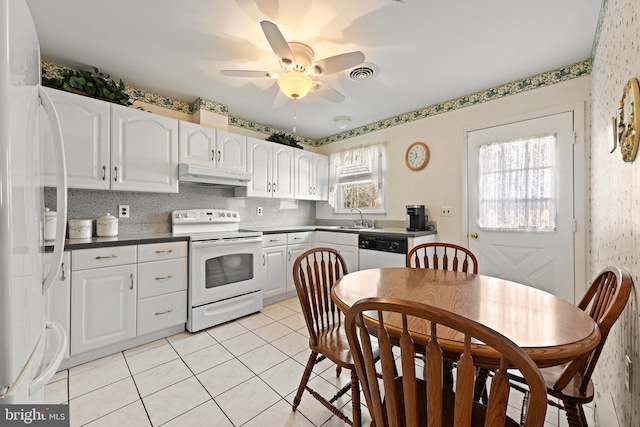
[45, 233, 190, 251]
[245, 225, 437, 238]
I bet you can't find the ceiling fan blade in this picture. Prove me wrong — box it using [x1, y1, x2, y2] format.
[220, 70, 275, 78]
[260, 20, 294, 63]
[313, 82, 345, 103]
[310, 51, 365, 75]
[272, 90, 289, 109]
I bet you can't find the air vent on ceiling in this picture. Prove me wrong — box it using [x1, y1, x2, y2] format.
[348, 63, 379, 81]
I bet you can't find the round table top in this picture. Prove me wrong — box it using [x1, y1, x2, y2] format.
[331, 268, 600, 368]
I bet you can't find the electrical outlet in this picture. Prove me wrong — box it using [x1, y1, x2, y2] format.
[257, 207, 263, 216]
[441, 206, 452, 217]
[119, 205, 130, 218]
[625, 354, 632, 391]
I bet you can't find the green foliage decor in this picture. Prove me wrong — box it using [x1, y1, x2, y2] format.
[42, 66, 132, 106]
[266, 132, 303, 149]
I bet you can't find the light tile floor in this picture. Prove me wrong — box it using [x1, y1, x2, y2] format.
[46, 297, 586, 427]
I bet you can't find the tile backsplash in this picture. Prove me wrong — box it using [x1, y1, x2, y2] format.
[44, 184, 316, 235]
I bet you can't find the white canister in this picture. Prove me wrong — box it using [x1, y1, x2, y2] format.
[68, 219, 93, 239]
[43, 208, 57, 241]
[96, 213, 118, 237]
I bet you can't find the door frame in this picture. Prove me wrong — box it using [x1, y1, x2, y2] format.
[461, 101, 588, 303]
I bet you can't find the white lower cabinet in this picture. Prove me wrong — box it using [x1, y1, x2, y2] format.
[262, 232, 310, 301]
[136, 242, 187, 336]
[71, 263, 137, 355]
[69, 241, 187, 357]
[317, 231, 359, 273]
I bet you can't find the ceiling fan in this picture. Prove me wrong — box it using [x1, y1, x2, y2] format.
[221, 20, 365, 104]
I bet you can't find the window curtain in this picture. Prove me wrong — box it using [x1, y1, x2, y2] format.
[328, 143, 384, 210]
[478, 134, 556, 232]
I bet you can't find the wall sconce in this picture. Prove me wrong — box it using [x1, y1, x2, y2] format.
[335, 116, 350, 129]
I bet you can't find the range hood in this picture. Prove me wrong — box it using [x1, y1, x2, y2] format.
[178, 163, 251, 187]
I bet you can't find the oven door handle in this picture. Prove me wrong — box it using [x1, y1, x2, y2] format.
[191, 237, 263, 248]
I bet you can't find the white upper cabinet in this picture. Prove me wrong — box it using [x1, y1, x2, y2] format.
[294, 151, 328, 201]
[42, 88, 110, 189]
[42, 88, 179, 193]
[238, 137, 294, 199]
[179, 123, 246, 173]
[111, 104, 179, 193]
[216, 130, 247, 172]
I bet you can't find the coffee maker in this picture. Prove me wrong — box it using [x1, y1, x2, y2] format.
[406, 205, 426, 231]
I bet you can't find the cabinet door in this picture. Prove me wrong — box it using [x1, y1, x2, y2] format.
[313, 153, 329, 201]
[263, 246, 287, 299]
[337, 245, 359, 274]
[216, 130, 247, 172]
[286, 243, 310, 292]
[71, 264, 137, 355]
[42, 88, 110, 189]
[294, 150, 313, 200]
[179, 121, 215, 167]
[272, 144, 295, 199]
[246, 137, 272, 197]
[44, 251, 71, 360]
[111, 104, 179, 193]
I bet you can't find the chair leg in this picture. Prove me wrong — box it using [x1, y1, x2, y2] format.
[564, 402, 588, 427]
[337, 366, 342, 377]
[293, 351, 318, 411]
[350, 369, 361, 427]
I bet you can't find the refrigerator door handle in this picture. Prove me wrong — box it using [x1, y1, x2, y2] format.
[39, 86, 68, 294]
[28, 321, 68, 396]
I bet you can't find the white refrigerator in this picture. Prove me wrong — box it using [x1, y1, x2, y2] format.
[0, 0, 68, 404]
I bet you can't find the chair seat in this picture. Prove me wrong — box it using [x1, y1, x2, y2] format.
[539, 365, 595, 404]
[310, 325, 355, 368]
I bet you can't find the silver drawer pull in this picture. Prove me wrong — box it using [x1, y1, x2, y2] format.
[155, 275, 173, 280]
[294, 237, 302, 240]
[155, 249, 173, 254]
[155, 309, 173, 316]
[269, 239, 280, 243]
[129, 273, 134, 290]
[95, 254, 118, 260]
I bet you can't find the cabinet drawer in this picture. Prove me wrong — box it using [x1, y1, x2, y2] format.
[137, 291, 187, 336]
[338, 233, 359, 246]
[138, 258, 187, 299]
[138, 241, 187, 262]
[317, 231, 338, 244]
[287, 232, 310, 245]
[72, 245, 137, 270]
[262, 233, 286, 247]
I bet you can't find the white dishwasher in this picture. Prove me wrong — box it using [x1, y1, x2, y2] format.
[358, 232, 437, 270]
[358, 234, 408, 269]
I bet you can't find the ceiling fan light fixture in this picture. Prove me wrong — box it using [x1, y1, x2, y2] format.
[277, 71, 315, 99]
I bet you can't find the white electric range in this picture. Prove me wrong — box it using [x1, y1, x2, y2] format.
[172, 209, 263, 332]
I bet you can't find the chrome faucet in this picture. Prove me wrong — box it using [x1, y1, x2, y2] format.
[350, 208, 364, 227]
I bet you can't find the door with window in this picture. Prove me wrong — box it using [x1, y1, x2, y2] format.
[467, 112, 574, 302]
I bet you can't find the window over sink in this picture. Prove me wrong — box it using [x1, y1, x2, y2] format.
[328, 142, 386, 214]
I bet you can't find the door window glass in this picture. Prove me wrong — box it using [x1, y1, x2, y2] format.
[477, 134, 556, 232]
[205, 253, 253, 288]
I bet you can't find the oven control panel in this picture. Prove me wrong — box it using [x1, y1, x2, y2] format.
[172, 209, 240, 224]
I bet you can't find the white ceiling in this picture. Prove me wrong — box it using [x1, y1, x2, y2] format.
[25, 0, 602, 140]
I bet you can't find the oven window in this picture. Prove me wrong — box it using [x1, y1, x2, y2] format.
[205, 253, 254, 288]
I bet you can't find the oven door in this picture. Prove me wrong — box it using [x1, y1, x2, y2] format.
[190, 237, 262, 307]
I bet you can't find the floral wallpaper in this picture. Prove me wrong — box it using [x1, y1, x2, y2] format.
[591, 0, 640, 425]
[42, 59, 590, 148]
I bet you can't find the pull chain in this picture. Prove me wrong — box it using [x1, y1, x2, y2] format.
[293, 99, 297, 134]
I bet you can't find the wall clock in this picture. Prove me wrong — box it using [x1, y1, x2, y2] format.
[405, 142, 429, 171]
[618, 77, 640, 162]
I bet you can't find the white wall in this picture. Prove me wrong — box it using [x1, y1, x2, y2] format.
[315, 76, 591, 246]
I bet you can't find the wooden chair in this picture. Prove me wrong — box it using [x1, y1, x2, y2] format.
[509, 266, 633, 427]
[292, 247, 362, 426]
[407, 243, 478, 273]
[345, 297, 548, 427]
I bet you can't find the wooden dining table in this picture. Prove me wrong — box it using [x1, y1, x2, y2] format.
[331, 267, 600, 369]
